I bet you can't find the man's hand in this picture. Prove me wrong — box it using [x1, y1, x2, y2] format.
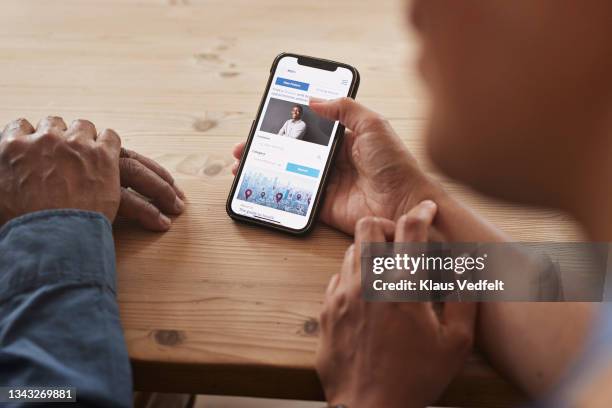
[0, 117, 121, 224]
[0, 117, 185, 231]
[232, 98, 439, 234]
[118, 147, 185, 231]
[316, 201, 476, 408]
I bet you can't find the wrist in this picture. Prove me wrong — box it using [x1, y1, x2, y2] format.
[394, 174, 447, 221]
[395, 174, 507, 242]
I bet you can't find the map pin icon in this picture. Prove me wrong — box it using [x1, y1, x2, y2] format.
[275, 192, 283, 203]
[245, 189, 252, 200]
[260, 191, 266, 198]
[296, 193, 302, 201]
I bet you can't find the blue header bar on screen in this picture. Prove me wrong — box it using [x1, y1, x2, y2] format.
[275, 77, 310, 91]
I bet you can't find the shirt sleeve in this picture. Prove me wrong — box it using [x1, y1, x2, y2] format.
[295, 122, 306, 140]
[0, 210, 132, 408]
[278, 120, 288, 135]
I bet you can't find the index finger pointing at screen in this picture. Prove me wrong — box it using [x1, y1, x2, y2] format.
[309, 97, 382, 134]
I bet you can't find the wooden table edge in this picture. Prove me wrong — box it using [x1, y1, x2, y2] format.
[131, 356, 527, 407]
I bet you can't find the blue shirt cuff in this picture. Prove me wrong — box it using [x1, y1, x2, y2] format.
[0, 209, 116, 303]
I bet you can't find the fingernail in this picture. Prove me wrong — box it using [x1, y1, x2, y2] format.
[174, 184, 186, 200]
[420, 200, 437, 209]
[174, 196, 185, 212]
[309, 96, 326, 105]
[346, 244, 355, 255]
[160, 214, 172, 228]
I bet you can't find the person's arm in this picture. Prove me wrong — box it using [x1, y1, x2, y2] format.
[295, 122, 306, 140]
[308, 97, 595, 398]
[0, 116, 137, 407]
[400, 182, 596, 396]
[278, 120, 288, 136]
[0, 210, 131, 407]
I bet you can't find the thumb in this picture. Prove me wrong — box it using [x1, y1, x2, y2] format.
[441, 302, 477, 351]
[309, 97, 380, 133]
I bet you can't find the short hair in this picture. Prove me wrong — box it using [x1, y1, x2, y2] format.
[293, 105, 303, 115]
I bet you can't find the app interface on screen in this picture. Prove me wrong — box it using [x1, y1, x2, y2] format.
[231, 56, 354, 230]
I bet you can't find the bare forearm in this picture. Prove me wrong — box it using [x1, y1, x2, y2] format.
[478, 301, 595, 396]
[429, 185, 508, 242]
[400, 181, 595, 396]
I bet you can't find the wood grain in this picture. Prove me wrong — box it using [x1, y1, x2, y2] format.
[0, 0, 582, 406]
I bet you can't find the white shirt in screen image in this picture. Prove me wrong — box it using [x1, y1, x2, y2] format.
[278, 119, 307, 140]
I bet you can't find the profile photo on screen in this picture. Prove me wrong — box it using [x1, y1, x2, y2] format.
[260, 98, 335, 146]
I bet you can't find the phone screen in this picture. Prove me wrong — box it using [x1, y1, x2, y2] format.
[229, 55, 356, 232]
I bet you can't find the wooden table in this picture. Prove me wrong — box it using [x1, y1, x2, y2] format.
[0, 1, 583, 406]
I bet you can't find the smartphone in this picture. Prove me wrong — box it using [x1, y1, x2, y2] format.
[226, 53, 360, 235]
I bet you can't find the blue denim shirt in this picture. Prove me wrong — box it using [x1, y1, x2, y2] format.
[0, 210, 132, 407]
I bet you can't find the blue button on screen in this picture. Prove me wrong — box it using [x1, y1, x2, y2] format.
[275, 77, 310, 91]
[286, 162, 320, 178]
